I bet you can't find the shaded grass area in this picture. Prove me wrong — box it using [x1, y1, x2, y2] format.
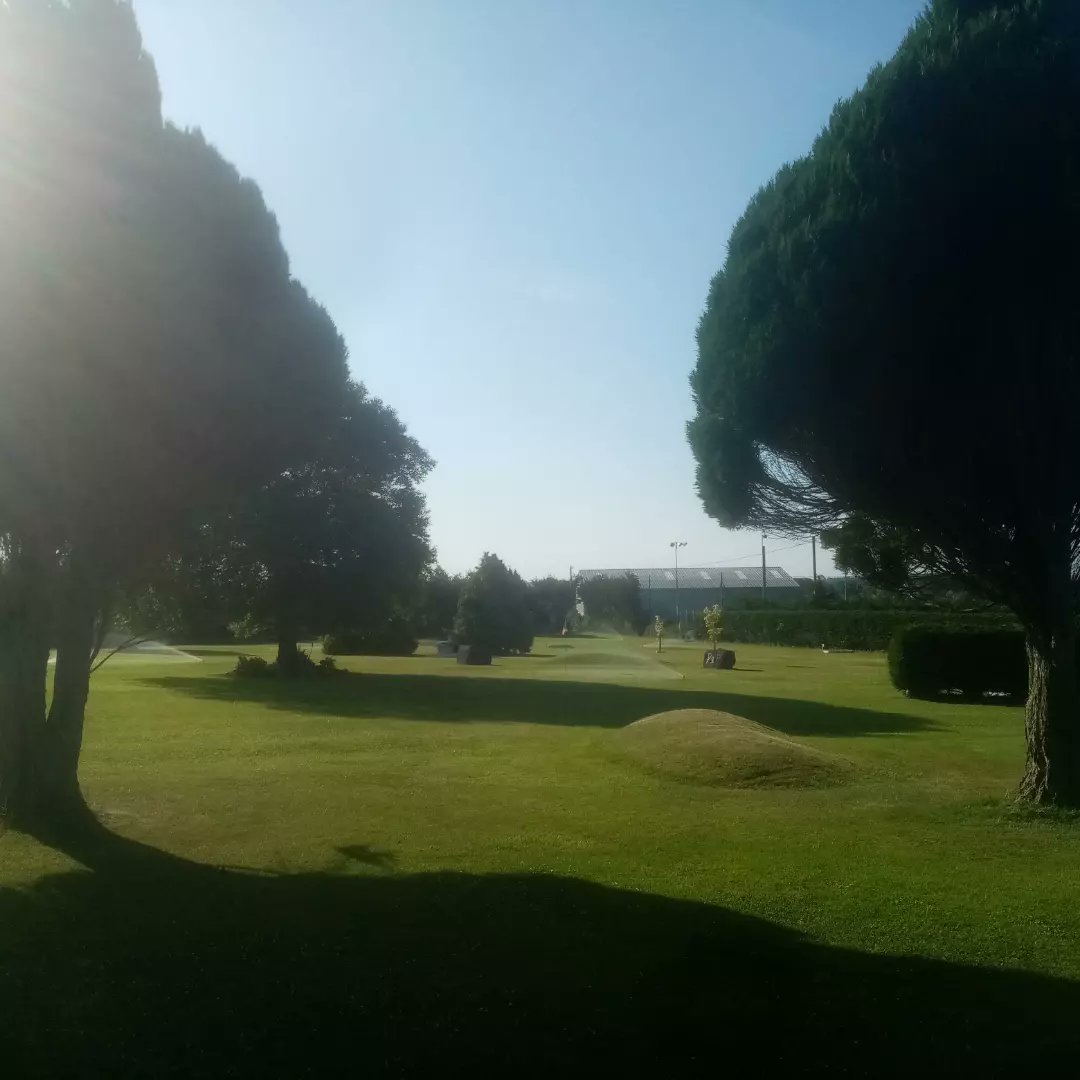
[5, 635, 1080, 1073]
[4, 825, 1080, 1076]
[142, 668, 932, 737]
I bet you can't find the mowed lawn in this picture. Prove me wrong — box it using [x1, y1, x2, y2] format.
[4, 634, 1080, 1075]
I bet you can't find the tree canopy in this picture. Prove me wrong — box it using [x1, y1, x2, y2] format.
[0, 0, 349, 826]
[578, 574, 646, 634]
[0, 10, 345, 561]
[688, 0, 1080, 802]
[527, 577, 575, 637]
[118, 379, 433, 668]
[415, 567, 464, 640]
[205, 382, 432, 670]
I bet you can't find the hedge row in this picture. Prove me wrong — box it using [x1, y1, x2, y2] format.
[704, 609, 1014, 652]
[888, 628, 1029, 699]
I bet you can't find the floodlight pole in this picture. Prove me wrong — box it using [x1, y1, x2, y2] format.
[761, 534, 768, 604]
[811, 536, 817, 600]
[669, 541, 687, 629]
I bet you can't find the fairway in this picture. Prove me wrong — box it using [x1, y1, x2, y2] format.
[4, 634, 1080, 1074]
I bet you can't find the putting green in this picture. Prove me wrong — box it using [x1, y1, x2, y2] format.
[540, 637, 682, 681]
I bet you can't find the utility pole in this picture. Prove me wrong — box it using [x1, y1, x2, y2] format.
[669, 540, 687, 630]
[720, 569, 725, 609]
[761, 534, 768, 605]
[811, 536, 817, 600]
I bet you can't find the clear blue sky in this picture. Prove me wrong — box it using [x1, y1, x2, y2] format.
[132, 0, 923, 580]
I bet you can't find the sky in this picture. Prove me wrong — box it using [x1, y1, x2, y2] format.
[132, 0, 924, 580]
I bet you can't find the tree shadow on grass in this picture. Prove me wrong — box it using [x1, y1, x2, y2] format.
[141, 670, 935, 737]
[337, 843, 396, 870]
[2, 822, 1077, 1076]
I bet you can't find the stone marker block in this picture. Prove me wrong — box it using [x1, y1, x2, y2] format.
[457, 644, 492, 666]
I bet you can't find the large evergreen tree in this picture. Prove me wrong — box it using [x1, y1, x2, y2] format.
[0, 0, 347, 827]
[454, 554, 534, 656]
[689, 0, 1080, 802]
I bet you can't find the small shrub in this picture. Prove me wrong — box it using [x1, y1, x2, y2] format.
[233, 651, 344, 679]
[233, 654, 272, 678]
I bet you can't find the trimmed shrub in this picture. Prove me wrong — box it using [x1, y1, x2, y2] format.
[888, 628, 1028, 700]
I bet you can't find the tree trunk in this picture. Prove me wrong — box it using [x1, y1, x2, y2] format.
[0, 543, 51, 827]
[275, 624, 305, 675]
[276, 636, 299, 672]
[271, 564, 304, 675]
[36, 562, 99, 825]
[1020, 620, 1080, 805]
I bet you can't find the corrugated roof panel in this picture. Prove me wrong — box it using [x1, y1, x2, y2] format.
[577, 566, 799, 590]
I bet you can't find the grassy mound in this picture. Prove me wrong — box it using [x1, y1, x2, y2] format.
[617, 709, 852, 788]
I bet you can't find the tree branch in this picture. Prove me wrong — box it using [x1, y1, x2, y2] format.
[90, 635, 150, 675]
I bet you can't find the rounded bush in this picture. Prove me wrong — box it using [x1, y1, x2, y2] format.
[888, 627, 1028, 700]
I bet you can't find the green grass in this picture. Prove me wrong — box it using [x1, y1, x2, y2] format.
[4, 634, 1080, 1073]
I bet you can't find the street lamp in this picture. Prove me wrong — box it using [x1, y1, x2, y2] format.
[669, 540, 687, 629]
